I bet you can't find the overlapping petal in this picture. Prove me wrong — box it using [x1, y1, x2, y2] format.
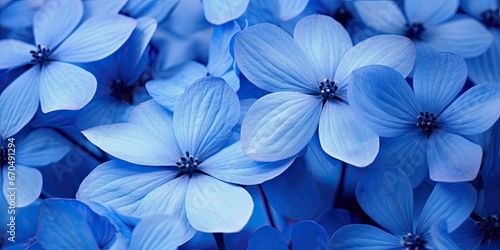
[404, 0, 459, 27]
[203, 0, 249, 25]
[0, 39, 36, 69]
[330, 224, 402, 249]
[354, 1, 407, 34]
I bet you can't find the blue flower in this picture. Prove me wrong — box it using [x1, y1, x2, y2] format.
[0, 0, 136, 139]
[349, 52, 500, 183]
[330, 168, 477, 249]
[353, 0, 494, 61]
[78, 77, 294, 238]
[234, 14, 415, 166]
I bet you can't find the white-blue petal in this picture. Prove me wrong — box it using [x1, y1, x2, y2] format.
[185, 174, 253, 232]
[39, 61, 96, 113]
[293, 14, 352, 81]
[276, 0, 309, 22]
[354, 1, 407, 34]
[52, 15, 137, 63]
[82, 0, 126, 19]
[241, 92, 322, 162]
[207, 21, 240, 80]
[130, 215, 194, 250]
[2, 165, 41, 207]
[16, 128, 71, 166]
[0, 40, 36, 69]
[404, 0, 459, 27]
[174, 77, 240, 159]
[466, 32, 500, 85]
[203, 0, 249, 25]
[330, 224, 402, 249]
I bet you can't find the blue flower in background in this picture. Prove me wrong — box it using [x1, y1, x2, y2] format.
[354, 0, 494, 62]
[331, 168, 477, 249]
[203, 0, 249, 25]
[0, 0, 136, 140]
[234, 14, 415, 167]
[78, 77, 294, 241]
[349, 53, 500, 183]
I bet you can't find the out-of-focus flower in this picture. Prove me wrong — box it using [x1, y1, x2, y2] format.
[202, 0, 249, 25]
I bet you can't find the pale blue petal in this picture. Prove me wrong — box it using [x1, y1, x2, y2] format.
[82, 123, 178, 166]
[203, 0, 249, 25]
[185, 174, 253, 232]
[371, 131, 428, 188]
[334, 35, 415, 86]
[200, 141, 294, 185]
[294, 14, 352, 80]
[52, 15, 137, 63]
[427, 131, 482, 182]
[430, 220, 459, 250]
[33, 0, 83, 48]
[422, 16, 494, 58]
[146, 61, 207, 111]
[466, 32, 500, 85]
[460, 0, 497, 18]
[247, 226, 288, 250]
[354, 1, 407, 34]
[276, 0, 308, 21]
[39, 61, 96, 113]
[76, 160, 179, 214]
[83, 0, 126, 19]
[0, 40, 36, 69]
[207, 21, 240, 78]
[330, 224, 402, 249]
[220, 69, 240, 91]
[241, 92, 322, 162]
[405, 0, 459, 27]
[292, 220, 329, 250]
[319, 101, 379, 167]
[130, 215, 193, 250]
[262, 158, 321, 220]
[234, 23, 319, 93]
[417, 182, 477, 240]
[356, 168, 413, 236]
[439, 84, 500, 135]
[2, 165, 41, 207]
[348, 65, 420, 137]
[0, 66, 40, 138]
[413, 52, 467, 115]
[174, 77, 239, 159]
[16, 128, 71, 166]
[123, 0, 179, 22]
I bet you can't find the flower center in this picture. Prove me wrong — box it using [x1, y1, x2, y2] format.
[416, 111, 438, 136]
[400, 233, 422, 250]
[318, 78, 338, 102]
[476, 214, 500, 245]
[0, 144, 6, 167]
[481, 9, 500, 29]
[332, 3, 353, 27]
[30, 44, 50, 65]
[405, 23, 425, 40]
[109, 79, 134, 104]
[176, 151, 199, 176]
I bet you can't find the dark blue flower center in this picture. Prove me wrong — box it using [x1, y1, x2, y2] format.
[481, 9, 500, 29]
[401, 233, 422, 250]
[476, 214, 500, 245]
[30, 44, 51, 65]
[318, 78, 338, 102]
[109, 79, 134, 104]
[332, 3, 353, 27]
[0, 144, 6, 167]
[405, 23, 425, 40]
[176, 151, 199, 176]
[416, 111, 438, 136]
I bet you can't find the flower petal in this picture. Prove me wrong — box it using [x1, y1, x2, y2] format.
[76, 160, 179, 214]
[203, 0, 249, 25]
[3, 165, 41, 207]
[422, 16, 494, 58]
[427, 131, 482, 182]
[201, 141, 294, 185]
[417, 182, 477, 240]
[413, 52, 467, 115]
[349, 65, 420, 137]
[207, 21, 240, 79]
[130, 215, 194, 250]
[319, 101, 379, 167]
[293, 14, 352, 80]
[330, 224, 402, 249]
[247, 226, 288, 250]
[241, 92, 322, 162]
[234, 23, 318, 93]
[277, 0, 308, 21]
[334, 35, 415, 86]
[33, 0, 83, 48]
[82, 0, 126, 19]
[439, 84, 500, 135]
[52, 15, 137, 63]
[356, 168, 413, 236]
[123, 0, 179, 22]
[0, 39, 36, 69]
[292, 220, 329, 250]
[353, 1, 407, 34]
[450, 218, 484, 250]
[430, 220, 460, 250]
[39, 61, 97, 113]
[0, 66, 40, 138]
[404, 0, 459, 27]
[174, 77, 239, 159]
[466, 32, 500, 85]
[16, 128, 71, 166]
[185, 174, 253, 232]
[82, 123, 178, 166]
[460, 0, 497, 18]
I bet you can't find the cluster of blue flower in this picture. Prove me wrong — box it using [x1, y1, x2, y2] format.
[0, 0, 499, 249]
